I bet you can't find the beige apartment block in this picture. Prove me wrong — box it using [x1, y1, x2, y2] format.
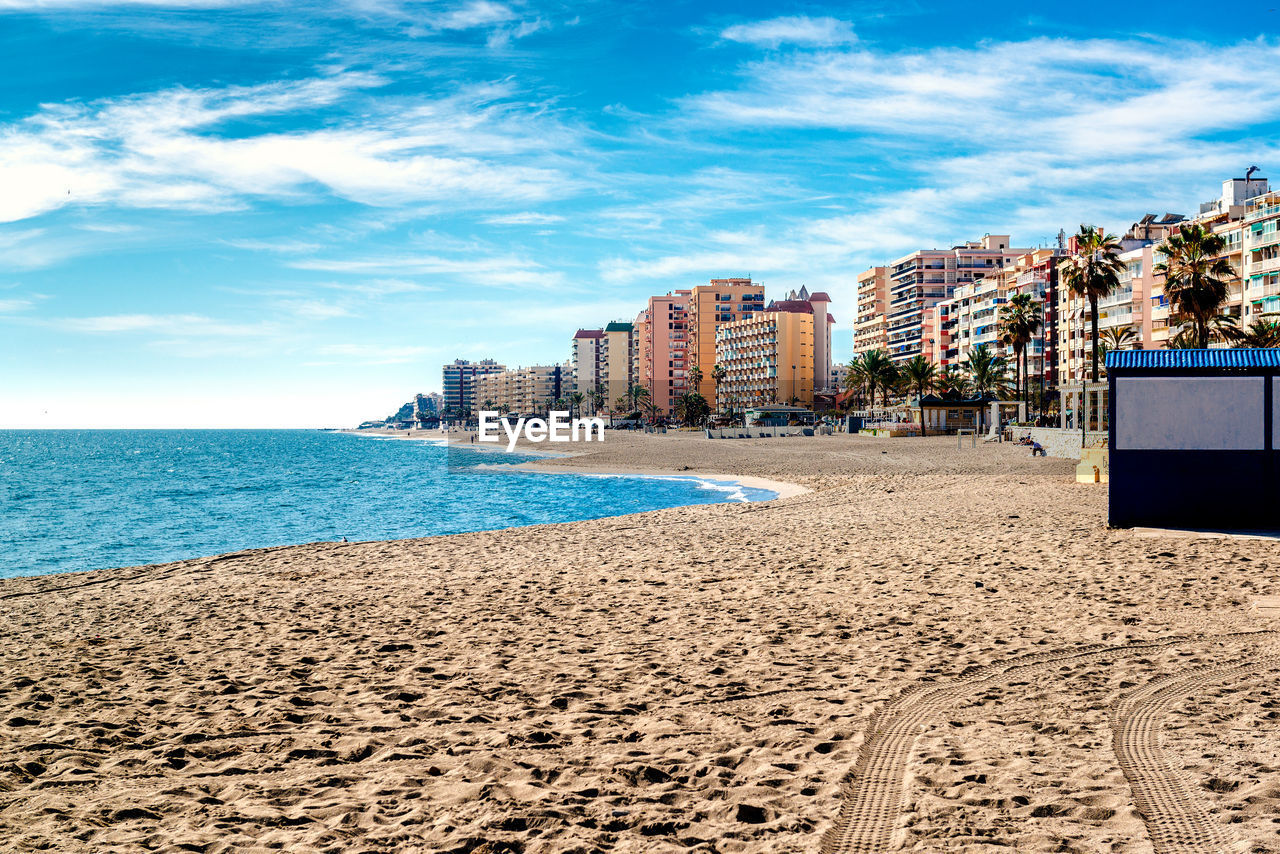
[474, 364, 569, 415]
[868, 234, 1031, 366]
[853, 266, 889, 359]
[715, 306, 815, 409]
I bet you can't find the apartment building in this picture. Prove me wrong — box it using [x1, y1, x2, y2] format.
[714, 303, 815, 409]
[413, 392, 442, 415]
[1056, 215, 1183, 381]
[602, 321, 638, 406]
[1140, 176, 1271, 348]
[943, 247, 1065, 388]
[853, 266, 889, 359]
[778, 286, 835, 392]
[441, 359, 505, 412]
[570, 329, 604, 397]
[637, 290, 691, 416]
[474, 364, 567, 415]
[1242, 187, 1280, 318]
[877, 234, 1030, 365]
[687, 278, 766, 401]
[922, 302, 951, 367]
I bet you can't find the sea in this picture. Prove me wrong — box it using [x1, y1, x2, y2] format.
[0, 430, 775, 580]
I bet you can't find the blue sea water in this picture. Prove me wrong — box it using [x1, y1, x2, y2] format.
[0, 430, 774, 579]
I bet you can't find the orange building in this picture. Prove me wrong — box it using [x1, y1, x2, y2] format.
[715, 302, 815, 408]
[687, 278, 765, 400]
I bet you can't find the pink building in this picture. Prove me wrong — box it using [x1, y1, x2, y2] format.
[638, 290, 691, 415]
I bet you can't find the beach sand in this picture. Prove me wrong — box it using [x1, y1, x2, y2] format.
[3, 431, 1279, 853]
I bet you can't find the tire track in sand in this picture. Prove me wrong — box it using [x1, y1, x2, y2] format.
[818, 632, 1276, 854]
[1111, 654, 1280, 854]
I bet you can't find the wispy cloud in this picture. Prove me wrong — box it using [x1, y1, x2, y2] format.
[432, 0, 514, 30]
[0, 297, 36, 313]
[292, 252, 567, 288]
[57, 313, 276, 336]
[277, 298, 353, 319]
[319, 277, 435, 296]
[616, 34, 1280, 276]
[0, 0, 253, 7]
[482, 211, 565, 226]
[223, 237, 324, 253]
[720, 15, 856, 48]
[0, 72, 577, 224]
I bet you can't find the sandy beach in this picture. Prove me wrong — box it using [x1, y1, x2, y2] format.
[3, 431, 1279, 853]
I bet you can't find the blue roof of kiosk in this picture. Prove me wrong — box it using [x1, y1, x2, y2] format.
[1106, 349, 1280, 370]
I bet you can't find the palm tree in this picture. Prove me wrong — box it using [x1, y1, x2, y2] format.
[858, 349, 896, 408]
[1228, 317, 1280, 348]
[711, 364, 727, 410]
[964, 343, 1008, 397]
[1058, 224, 1124, 382]
[1155, 223, 1236, 349]
[901, 355, 937, 437]
[567, 391, 585, 417]
[1099, 326, 1138, 351]
[675, 391, 710, 427]
[875, 356, 900, 407]
[687, 365, 703, 399]
[998, 292, 1042, 408]
[845, 356, 871, 408]
[628, 383, 651, 415]
[482, 398, 496, 411]
[588, 385, 606, 415]
[939, 364, 969, 396]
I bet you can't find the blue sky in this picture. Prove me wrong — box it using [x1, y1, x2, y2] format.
[2, 0, 1279, 427]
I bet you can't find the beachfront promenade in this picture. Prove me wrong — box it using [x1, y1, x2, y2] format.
[2, 432, 1278, 852]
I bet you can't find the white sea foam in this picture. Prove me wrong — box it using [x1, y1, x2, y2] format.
[574, 472, 767, 503]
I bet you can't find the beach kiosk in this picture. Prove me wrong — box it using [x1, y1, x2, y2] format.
[1107, 348, 1280, 529]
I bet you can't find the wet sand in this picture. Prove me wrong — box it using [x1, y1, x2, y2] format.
[2, 431, 1279, 853]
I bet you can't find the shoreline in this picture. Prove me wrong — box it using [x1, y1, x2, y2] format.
[510, 459, 811, 500]
[1, 432, 798, 583]
[340, 424, 805, 499]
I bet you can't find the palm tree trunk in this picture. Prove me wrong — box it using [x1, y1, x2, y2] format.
[1090, 295, 1100, 383]
[918, 382, 927, 438]
[1022, 346, 1029, 414]
[1013, 346, 1021, 404]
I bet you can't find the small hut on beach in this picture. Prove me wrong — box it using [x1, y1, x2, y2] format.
[1107, 348, 1280, 530]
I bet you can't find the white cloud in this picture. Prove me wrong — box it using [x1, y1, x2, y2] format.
[482, 211, 565, 225]
[319, 278, 435, 295]
[0, 298, 35, 313]
[57, 313, 276, 336]
[0, 72, 575, 223]
[720, 16, 856, 48]
[0, 227, 99, 270]
[291, 252, 567, 288]
[622, 35, 1280, 278]
[0, 0, 251, 6]
[433, 0, 514, 30]
[278, 299, 353, 319]
[223, 237, 323, 253]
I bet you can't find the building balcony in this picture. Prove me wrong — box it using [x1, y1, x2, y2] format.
[1248, 255, 1280, 275]
[1246, 230, 1280, 250]
[1248, 281, 1280, 299]
[1245, 203, 1280, 223]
